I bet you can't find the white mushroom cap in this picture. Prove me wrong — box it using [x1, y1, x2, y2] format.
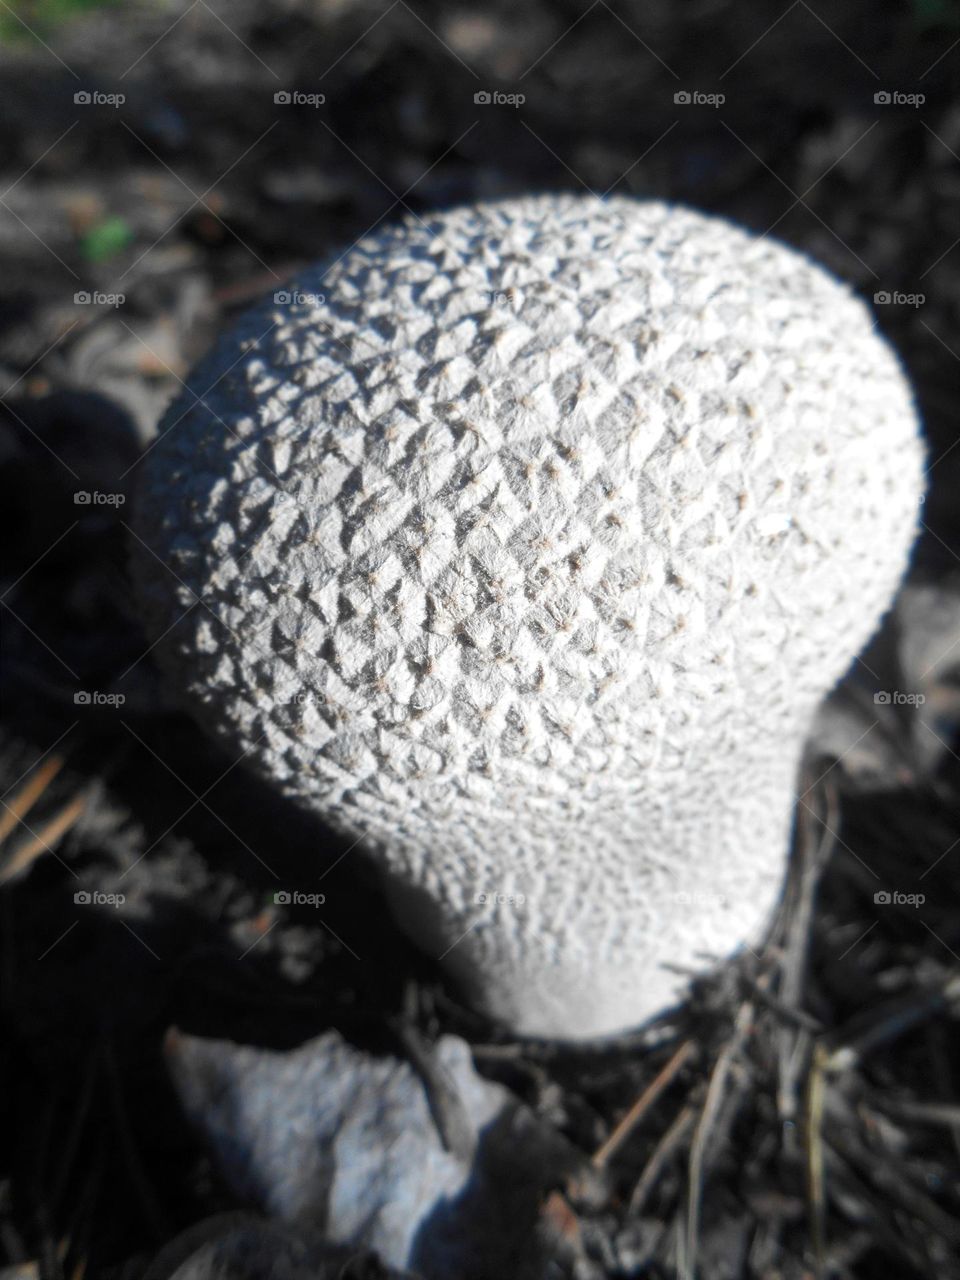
[132, 194, 923, 1040]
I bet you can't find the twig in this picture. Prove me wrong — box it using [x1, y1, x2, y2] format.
[591, 1040, 695, 1169]
[749, 979, 823, 1034]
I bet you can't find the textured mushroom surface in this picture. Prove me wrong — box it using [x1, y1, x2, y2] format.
[133, 194, 923, 1038]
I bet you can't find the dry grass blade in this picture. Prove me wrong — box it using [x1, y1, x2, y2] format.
[684, 994, 758, 1280]
[0, 756, 65, 845]
[0, 794, 87, 886]
[51, 1051, 101, 1213]
[395, 1019, 476, 1161]
[629, 1102, 697, 1214]
[818, 1141, 930, 1273]
[825, 1088, 960, 1247]
[823, 973, 960, 1069]
[777, 778, 838, 1125]
[591, 1039, 695, 1170]
[878, 1098, 960, 1128]
[61, 1141, 101, 1280]
[805, 1041, 828, 1278]
[101, 1041, 169, 1246]
[800, 976, 960, 1276]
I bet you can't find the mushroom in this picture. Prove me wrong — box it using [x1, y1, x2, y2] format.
[132, 194, 923, 1040]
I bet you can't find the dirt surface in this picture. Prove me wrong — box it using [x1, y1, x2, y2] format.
[1, 2, 959, 1277]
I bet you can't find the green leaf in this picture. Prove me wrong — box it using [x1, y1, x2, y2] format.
[81, 215, 133, 263]
[0, 0, 120, 42]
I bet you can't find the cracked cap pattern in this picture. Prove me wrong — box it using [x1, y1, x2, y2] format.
[132, 194, 923, 1039]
